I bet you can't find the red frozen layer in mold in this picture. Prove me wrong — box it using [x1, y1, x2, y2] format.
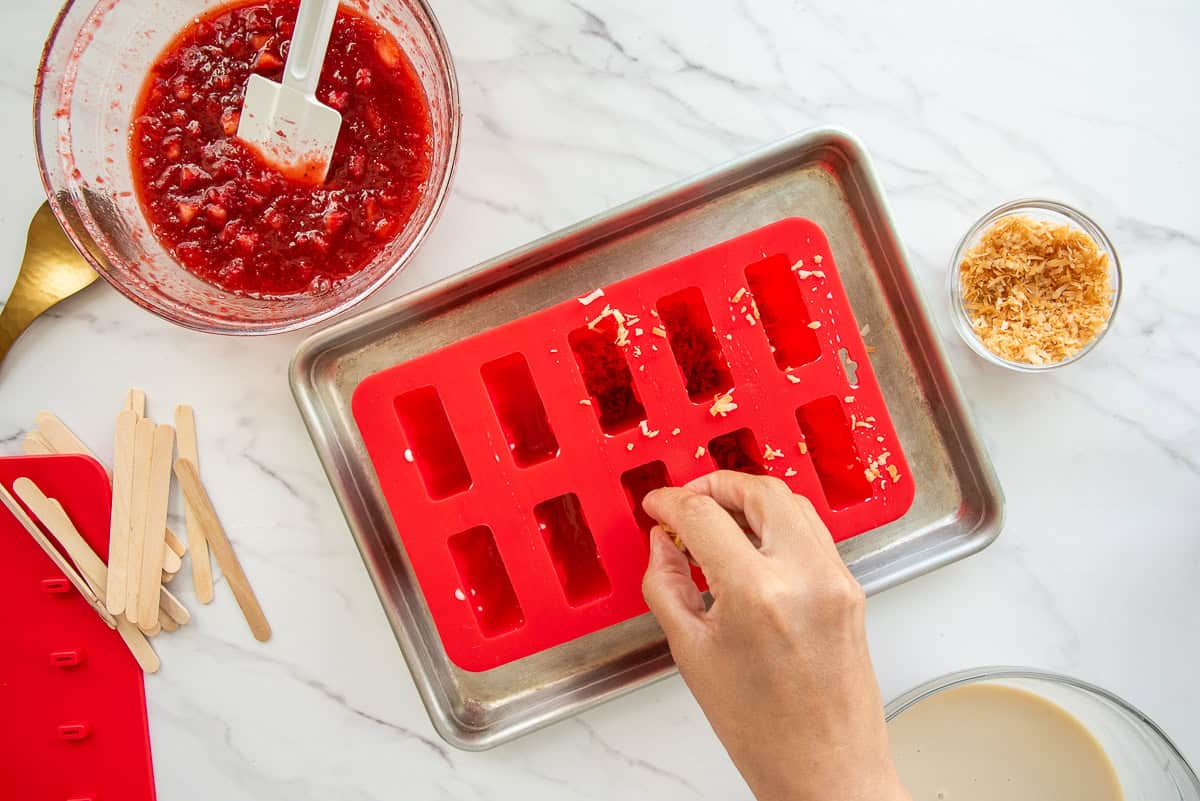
[352, 217, 915, 671]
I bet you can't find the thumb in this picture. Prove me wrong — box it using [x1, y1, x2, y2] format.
[642, 528, 706, 645]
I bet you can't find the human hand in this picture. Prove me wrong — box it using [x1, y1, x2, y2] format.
[641, 471, 909, 801]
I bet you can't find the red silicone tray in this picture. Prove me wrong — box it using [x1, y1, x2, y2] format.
[352, 217, 915, 671]
[0, 454, 156, 801]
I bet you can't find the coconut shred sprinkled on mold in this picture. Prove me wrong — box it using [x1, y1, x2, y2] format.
[709, 389, 738, 417]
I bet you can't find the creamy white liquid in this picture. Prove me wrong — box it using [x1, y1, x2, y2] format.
[889, 683, 1124, 801]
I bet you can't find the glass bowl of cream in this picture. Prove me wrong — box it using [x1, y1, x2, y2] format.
[886, 667, 1199, 800]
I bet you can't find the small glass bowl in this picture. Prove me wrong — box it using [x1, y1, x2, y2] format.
[948, 199, 1121, 372]
[34, 0, 460, 335]
[886, 667, 1200, 799]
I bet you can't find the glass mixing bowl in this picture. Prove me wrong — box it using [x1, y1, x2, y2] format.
[34, 0, 459, 334]
[886, 667, 1200, 800]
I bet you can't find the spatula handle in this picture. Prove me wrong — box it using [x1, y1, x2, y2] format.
[284, 0, 341, 97]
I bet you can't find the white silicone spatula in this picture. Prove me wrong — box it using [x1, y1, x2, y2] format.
[237, 0, 342, 183]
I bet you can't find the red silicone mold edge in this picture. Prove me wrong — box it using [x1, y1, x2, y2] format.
[352, 217, 915, 671]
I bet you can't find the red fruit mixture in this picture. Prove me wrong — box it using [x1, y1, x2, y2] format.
[130, 0, 433, 297]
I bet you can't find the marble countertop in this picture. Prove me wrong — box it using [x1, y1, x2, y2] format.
[2, 0, 1198, 797]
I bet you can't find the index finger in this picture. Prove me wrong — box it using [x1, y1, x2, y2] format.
[642, 486, 760, 585]
[683, 471, 839, 561]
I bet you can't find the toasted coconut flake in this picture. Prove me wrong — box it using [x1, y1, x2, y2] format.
[671, 427, 682, 436]
[886, 464, 901, 482]
[403, 448, 414, 463]
[651, 326, 667, 338]
[813, 254, 823, 264]
[784, 467, 798, 477]
[786, 374, 801, 384]
[745, 313, 757, 327]
[709, 389, 738, 417]
[844, 395, 855, 403]
[659, 523, 687, 553]
[626, 442, 635, 451]
[812, 270, 826, 279]
[694, 445, 706, 459]
[959, 214, 1113, 365]
[579, 398, 592, 406]
[798, 441, 808, 454]
[587, 303, 613, 329]
[796, 269, 813, 279]
[639, 420, 661, 438]
[763, 444, 785, 461]
[791, 258, 805, 271]
[807, 321, 822, 330]
[578, 288, 605, 306]
[731, 287, 747, 303]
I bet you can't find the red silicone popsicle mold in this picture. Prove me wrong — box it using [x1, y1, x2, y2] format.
[0, 454, 156, 801]
[353, 217, 915, 671]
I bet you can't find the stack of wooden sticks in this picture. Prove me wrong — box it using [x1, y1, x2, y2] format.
[1, 390, 270, 673]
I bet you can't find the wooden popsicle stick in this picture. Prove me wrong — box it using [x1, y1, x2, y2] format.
[16, 483, 108, 589]
[165, 527, 187, 558]
[35, 409, 181, 574]
[107, 410, 137, 616]
[20, 486, 161, 672]
[174, 459, 271, 642]
[0, 481, 116, 629]
[162, 542, 183, 573]
[174, 405, 213, 603]
[124, 388, 147, 419]
[137, 424, 175, 631]
[21, 431, 54, 455]
[159, 614, 178, 633]
[159, 586, 190, 626]
[125, 418, 156, 623]
[116, 617, 161, 672]
[35, 411, 99, 461]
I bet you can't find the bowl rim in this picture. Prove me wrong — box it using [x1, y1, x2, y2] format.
[947, 198, 1122, 372]
[885, 664, 1200, 788]
[32, 0, 462, 336]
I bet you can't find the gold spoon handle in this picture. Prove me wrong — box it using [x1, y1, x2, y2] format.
[0, 201, 99, 371]
[0, 276, 48, 367]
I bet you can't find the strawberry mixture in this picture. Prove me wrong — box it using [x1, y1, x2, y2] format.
[130, 0, 433, 297]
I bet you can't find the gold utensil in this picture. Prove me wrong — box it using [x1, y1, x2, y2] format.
[0, 201, 97, 369]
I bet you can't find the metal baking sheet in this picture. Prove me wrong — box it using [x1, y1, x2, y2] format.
[289, 126, 1004, 750]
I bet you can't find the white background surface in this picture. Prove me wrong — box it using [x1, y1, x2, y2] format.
[2, 1, 1198, 798]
